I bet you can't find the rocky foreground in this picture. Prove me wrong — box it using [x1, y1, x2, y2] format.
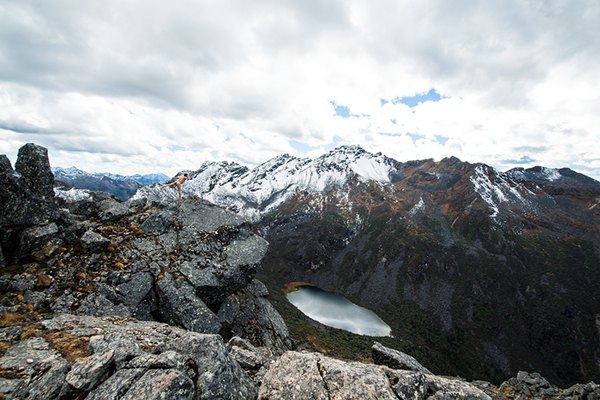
[1, 144, 599, 399]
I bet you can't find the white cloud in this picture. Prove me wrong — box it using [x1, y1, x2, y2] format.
[0, 0, 598, 180]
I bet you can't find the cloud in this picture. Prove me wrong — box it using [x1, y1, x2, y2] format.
[0, 0, 598, 180]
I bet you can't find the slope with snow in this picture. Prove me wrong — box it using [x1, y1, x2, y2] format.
[134, 145, 399, 220]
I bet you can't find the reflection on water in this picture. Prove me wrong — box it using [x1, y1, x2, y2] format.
[287, 285, 391, 337]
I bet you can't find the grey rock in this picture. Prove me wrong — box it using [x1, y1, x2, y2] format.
[66, 350, 114, 391]
[81, 229, 110, 250]
[372, 341, 432, 374]
[121, 369, 195, 400]
[77, 292, 132, 317]
[389, 371, 428, 400]
[86, 368, 146, 400]
[156, 272, 222, 334]
[0, 245, 5, 268]
[15, 143, 56, 201]
[99, 198, 130, 221]
[160, 333, 257, 400]
[115, 271, 154, 310]
[88, 333, 144, 367]
[218, 280, 293, 353]
[562, 381, 600, 398]
[424, 374, 492, 399]
[498, 370, 559, 398]
[0, 326, 23, 342]
[17, 222, 59, 261]
[126, 350, 190, 371]
[258, 352, 329, 400]
[0, 337, 69, 399]
[258, 351, 490, 400]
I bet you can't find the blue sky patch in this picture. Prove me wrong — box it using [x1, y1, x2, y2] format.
[382, 89, 443, 108]
[434, 135, 449, 145]
[330, 101, 368, 118]
[407, 132, 426, 143]
[501, 155, 536, 164]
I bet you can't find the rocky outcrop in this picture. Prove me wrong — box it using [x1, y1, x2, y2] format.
[0, 314, 256, 399]
[0, 143, 58, 228]
[1, 148, 293, 355]
[258, 350, 491, 399]
[0, 195, 292, 352]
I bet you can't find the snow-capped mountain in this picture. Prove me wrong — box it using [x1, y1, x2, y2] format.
[134, 145, 600, 222]
[134, 145, 400, 219]
[53, 167, 169, 200]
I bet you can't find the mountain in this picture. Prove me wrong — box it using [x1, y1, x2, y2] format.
[2, 143, 600, 399]
[136, 145, 600, 387]
[53, 166, 168, 200]
[134, 145, 400, 219]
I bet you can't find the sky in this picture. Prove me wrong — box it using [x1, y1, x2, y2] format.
[1, 1, 599, 180]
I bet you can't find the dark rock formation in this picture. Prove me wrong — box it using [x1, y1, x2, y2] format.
[0, 144, 58, 228]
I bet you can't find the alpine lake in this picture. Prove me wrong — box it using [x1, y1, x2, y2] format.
[285, 284, 392, 337]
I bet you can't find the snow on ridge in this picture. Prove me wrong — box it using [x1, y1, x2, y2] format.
[54, 187, 92, 202]
[540, 167, 561, 181]
[133, 146, 397, 220]
[470, 166, 532, 218]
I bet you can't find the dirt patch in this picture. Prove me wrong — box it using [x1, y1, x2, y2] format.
[282, 281, 311, 294]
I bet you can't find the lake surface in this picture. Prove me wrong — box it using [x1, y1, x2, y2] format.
[287, 285, 392, 337]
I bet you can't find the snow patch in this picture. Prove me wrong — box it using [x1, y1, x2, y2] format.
[54, 187, 93, 202]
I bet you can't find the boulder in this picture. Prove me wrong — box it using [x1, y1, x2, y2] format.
[17, 222, 59, 261]
[372, 341, 432, 374]
[80, 229, 110, 250]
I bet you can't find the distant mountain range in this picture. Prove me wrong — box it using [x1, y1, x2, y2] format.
[53, 166, 168, 200]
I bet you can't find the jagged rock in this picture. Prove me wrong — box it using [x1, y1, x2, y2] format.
[156, 272, 222, 334]
[86, 368, 146, 400]
[561, 381, 600, 398]
[66, 350, 115, 391]
[0, 314, 258, 399]
[159, 333, 257, 400]
[258, 351, 490, 400]
[372, 341, 433, 374]
[17, 222, 59, 261]
[0, 337, 70, 399]
[0, 144, 58, 228]
[119, 369, 195, 400]
[15, 143, 56, 201]
[81, 229, 110, 250]
[0, 245, 5, 268]
[98, 198, 130, 221]
[226, 336, 272, 371]
[218, 280, 293, 353]
[498, 371, 559, 398]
